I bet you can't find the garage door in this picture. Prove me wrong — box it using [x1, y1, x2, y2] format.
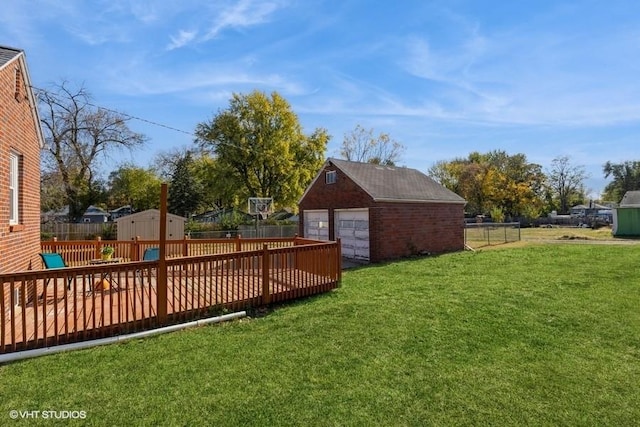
[335, 209, 369, 261]
[303, 210, 329, 241]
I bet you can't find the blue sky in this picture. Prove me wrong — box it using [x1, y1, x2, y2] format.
[2, 0, 640, 197]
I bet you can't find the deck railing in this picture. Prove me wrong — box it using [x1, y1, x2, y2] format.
[2, 237, 340, 354]
[40, 235, 299, 266]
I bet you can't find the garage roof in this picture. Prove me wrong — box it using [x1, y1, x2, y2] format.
[302, 158, 466, 204]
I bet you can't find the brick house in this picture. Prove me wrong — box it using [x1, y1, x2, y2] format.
[299, 158, 466, 263]
[0, 46, 44, 273]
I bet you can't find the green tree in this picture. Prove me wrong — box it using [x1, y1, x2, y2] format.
[546, 156, 588, 214]
[194, 90, 329, 207]
[340, 124, 405, 165]
[38, 81, 146, 221]
[167, 151, 203, 218]
[40, 170, 67, 214]
[107, 164, 162, 211]
[602, 160, 640, 202]
[191, 154, 238, 211]
[429, 151, 545, 219]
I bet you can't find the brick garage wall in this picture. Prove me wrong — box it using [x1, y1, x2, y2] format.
[299, 164, 374, 239]
[0, 58, 42, 276]
[372, 202, 465, 262]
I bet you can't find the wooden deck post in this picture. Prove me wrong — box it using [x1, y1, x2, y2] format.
[337, 238, 342, 283]
[262, 244, 270, 305]
[157, 183, 168, 324]
[236, 234, 242, 252]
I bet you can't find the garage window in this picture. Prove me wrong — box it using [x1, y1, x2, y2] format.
[325, 170, 336, 184]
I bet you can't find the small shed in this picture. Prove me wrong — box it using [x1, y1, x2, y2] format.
[613, 191, 640, 237]
[298, 158, 467, 263]
[115, 209, 186, 241]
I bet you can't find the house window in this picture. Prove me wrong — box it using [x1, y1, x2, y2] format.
[325, 170, 337, 184]
[9, 152, 20, 225]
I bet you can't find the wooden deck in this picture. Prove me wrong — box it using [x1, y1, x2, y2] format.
[2, 239, 341, 354]
[2, 268, 336, 351]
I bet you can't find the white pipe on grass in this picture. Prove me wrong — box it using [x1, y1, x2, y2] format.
[0, 311, 246, 365]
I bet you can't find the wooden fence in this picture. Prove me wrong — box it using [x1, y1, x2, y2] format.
[1, 237, 341, 354]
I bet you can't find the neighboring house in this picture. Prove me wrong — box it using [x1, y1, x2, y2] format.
[109, 205, 133, 221]
[41, 205, 69, 223]
[192, 208, 252, 224]
[613, 191, 640, 237]
[570, 203, 613, 219]
[115, 209, 186, 240]
[0, 46, 44, 273]
[81, 205, 109, 223]
[270, 209, 297, 222]
[298, 158, 467, 263]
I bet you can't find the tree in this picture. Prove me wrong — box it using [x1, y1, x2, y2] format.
[167, 151, 203, 218]
[107, 164, 162, 211]
[40, 170, 67, 214]
[602, 160, 640, 202]
[429, 151, 545, 219]
[194, 90, 329, 207]
[38, 81, 146, 221]
[339, 124, 405, 165]
[546, 156, 588, 214]
[190, 154, 238, 211]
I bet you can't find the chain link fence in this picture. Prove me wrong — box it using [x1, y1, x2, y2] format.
[465, 222, 521, 248]
[187, 224, 299, 239]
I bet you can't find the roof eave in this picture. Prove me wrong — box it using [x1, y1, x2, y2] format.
[373, 197, 467, 205]
[15, 52, 46, 149]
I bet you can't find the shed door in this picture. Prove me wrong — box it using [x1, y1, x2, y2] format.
[304, 210, 329, 241]
[335, 209, 370, 261]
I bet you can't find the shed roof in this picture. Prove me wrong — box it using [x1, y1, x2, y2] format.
[302, 158, 466, 204]
[620, 191, 640, 207]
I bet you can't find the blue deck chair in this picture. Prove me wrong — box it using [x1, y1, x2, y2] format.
[137, 247, 160, 285]
[143, 247, 160, 261]
[39, 253, 73, 298]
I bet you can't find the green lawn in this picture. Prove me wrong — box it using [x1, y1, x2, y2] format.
[2, 244, 640, 426]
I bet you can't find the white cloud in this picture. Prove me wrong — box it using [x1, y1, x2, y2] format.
[203, 0, 282, 41]
[167, 30, 198, 50]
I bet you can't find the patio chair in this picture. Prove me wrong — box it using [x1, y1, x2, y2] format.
[39, 253, 73, 299]
[137, 247, 160, 285]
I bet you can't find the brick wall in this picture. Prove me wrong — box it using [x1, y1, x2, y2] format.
[372, 202, 464, 262]
[0, 56, 42, 274]
[299, 163, 465, 262]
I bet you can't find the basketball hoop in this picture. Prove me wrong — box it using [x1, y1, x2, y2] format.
[248, 197, 273, 220]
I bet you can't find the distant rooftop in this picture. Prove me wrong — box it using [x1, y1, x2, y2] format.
[620, 191, 640, 207]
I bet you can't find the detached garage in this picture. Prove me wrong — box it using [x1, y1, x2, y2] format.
[299, 158, 466, 263]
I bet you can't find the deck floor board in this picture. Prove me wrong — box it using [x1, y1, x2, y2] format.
[3, 269, 336, 350]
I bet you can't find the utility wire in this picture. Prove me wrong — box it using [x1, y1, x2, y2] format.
[31, 85, 196, 138]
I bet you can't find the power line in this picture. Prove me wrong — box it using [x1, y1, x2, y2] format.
[31, 85, 196, 138]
